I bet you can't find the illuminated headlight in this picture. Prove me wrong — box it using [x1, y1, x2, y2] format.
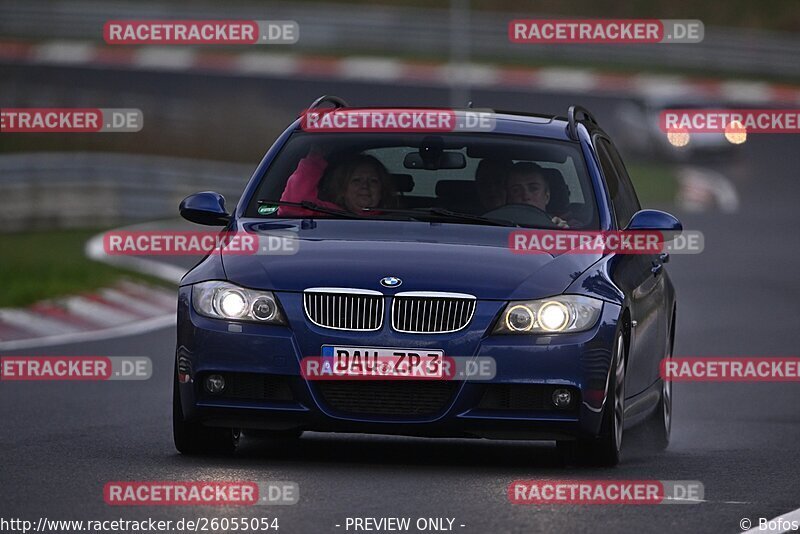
[493, 295, 602, 335]
[192, 281, 286, 324]
[724, 120, 747, 144]
[667, 129, 690, 147]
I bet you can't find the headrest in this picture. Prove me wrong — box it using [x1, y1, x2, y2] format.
[391, 173, 415, 193]
[541, 168, 570, 214]
[435, 180, 478, 199]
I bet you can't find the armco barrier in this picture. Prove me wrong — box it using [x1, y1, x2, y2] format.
[0, 1, 799, 78]
[0, 152, 252, 232]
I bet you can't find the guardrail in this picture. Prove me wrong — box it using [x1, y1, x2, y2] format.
[1, 0, 799, 78]
[0, 152, 252, 232]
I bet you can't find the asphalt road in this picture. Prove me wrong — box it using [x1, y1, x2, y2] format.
[2, 71, 800, 533]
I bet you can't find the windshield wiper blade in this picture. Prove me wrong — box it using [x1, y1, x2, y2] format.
[257, 199, 360, 219]
[363, 207, 518, 227]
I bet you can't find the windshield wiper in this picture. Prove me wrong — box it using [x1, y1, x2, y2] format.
[362, 207, 518, 228]
[258, 201, 517, 227]
[257, 199, 361, 219]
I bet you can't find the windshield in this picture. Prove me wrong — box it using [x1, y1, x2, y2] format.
[247, 132, 599, 229]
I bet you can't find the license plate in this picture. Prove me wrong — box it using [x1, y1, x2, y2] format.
[321, 345, 445, 379]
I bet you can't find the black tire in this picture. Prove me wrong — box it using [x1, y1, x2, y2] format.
[559, 332, 626, 467]
[644, 378, 671, 451]
[645, 333, 673, 451]
[172, 368, 239, 455]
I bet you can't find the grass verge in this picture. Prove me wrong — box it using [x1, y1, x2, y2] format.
[0, 229, 174, 308]
[627, 163, 679, 207]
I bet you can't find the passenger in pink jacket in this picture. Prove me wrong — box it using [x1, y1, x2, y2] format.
[278, 146, 396, 217]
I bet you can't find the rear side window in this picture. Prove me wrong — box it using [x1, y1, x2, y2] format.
[596, 138, 640, 228]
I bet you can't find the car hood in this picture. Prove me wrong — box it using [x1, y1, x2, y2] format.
[221, 219, 602, 301]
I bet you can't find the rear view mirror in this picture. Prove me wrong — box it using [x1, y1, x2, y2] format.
[403, 151, 466, 170]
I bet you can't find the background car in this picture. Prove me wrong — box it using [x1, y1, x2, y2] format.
[615, 97, 747, 163]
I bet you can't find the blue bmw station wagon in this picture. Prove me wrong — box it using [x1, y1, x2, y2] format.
[173, 97, 680, 466]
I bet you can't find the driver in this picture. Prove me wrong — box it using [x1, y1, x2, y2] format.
[506, 162, 569, 228]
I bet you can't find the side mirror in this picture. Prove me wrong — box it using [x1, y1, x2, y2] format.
[179, 191, 230, 226]
[625, 209, 682, 241]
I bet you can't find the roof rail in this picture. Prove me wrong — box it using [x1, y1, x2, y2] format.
[567, 105, 598, 140]
[307, 95, 349, 110]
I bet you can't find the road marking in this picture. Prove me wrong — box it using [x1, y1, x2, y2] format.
[441, 64, 499, 87]
[62, 296, 140, 326]
[5, 39, 800, 104]
[677, 166, 740, 213]
[340, 57, 403, 81]
[33, 40, 95, 65]
[0, 308, 79, 336]
[535, 68, 598, 92]
[100, 288, 172, 316]
[85, 232, 186, 284]
[721, 81, 774, 104]
[633, 74, 700, 99]
[237, 51, 299, 76]
[134, 47, 195, 70]
[115, 281, 176, 308]
[0, 313, 175, 351]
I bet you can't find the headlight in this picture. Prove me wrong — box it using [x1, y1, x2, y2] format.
[192, 281, 286, 324]
[493, 295, 602, 335]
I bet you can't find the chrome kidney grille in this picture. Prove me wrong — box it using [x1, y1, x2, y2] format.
[303, 289, 476, 334]
[391, 292, 476, 334]
[303, 288, 384, 331]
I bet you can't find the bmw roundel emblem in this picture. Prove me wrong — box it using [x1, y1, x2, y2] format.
[380, 276, 402, 288]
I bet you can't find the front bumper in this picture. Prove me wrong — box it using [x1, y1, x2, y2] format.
[176, 287, 621, 441]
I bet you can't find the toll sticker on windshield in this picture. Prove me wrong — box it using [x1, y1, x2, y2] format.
[258, 204, 279, 215]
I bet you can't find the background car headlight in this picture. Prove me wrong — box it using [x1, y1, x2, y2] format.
[192, 281, 286, 324]
[493, 295, 602, 335]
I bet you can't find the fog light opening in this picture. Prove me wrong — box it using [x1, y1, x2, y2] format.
[552, 388, 572, 409]
[205, 374, 226, 394]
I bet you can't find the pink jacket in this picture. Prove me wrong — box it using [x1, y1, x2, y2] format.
[278, 152, 340, 217]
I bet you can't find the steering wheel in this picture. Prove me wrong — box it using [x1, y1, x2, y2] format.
[482, 204, 558, 228]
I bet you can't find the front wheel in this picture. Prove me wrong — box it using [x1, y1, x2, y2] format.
[645, 378, 671, 450]
[172, 368, 239, 455]
[559, 332, 626, 466]
[645, 337, 673, 450]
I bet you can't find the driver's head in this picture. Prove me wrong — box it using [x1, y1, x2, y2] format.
[475, 158, 512, 211]
[507, 162, 550, 211]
